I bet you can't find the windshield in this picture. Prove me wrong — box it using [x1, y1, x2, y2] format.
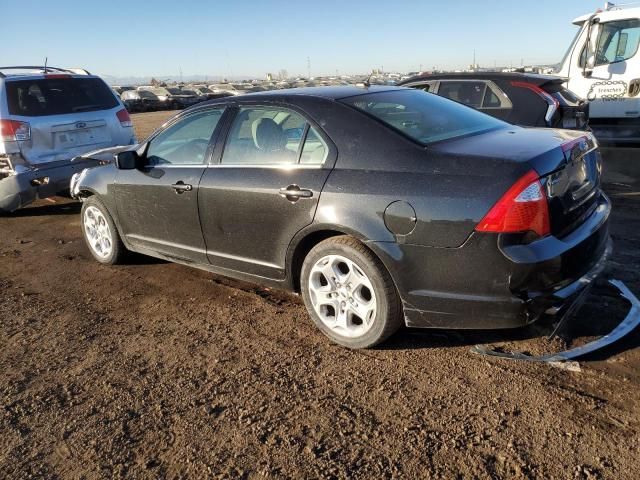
[181, 90, 197, 95]
[138, 90, 158, 99]
[167, 88, 182, 95]
[341, 89, 506, 145]
[6, 77, 119, 116]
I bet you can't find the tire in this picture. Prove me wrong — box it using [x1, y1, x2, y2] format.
[301, 236, 403, 348]
[80, 196, 126, 265]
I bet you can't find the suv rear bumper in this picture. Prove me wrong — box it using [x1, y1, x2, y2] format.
[0, 157, 101, 212]
[372, 194, 611, 329]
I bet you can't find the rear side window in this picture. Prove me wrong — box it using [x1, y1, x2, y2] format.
[222, 107, 327, 165]
[342, 89, 506, 145]
[438, 81, 486, 108]
[6, 78, 119, 117]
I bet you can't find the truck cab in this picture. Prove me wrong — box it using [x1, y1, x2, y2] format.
[554, 3, 640, 143]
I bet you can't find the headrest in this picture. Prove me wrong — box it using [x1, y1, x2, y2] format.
[252, 118, 285, 151]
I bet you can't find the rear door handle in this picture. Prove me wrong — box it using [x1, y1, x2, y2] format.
[279, 185, 313, 201]
[171, 181, 193, 194]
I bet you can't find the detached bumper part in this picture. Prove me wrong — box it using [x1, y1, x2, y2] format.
[471, 280, 640, 364]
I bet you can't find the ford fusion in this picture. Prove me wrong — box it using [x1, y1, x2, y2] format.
[71, 86, 610, 348]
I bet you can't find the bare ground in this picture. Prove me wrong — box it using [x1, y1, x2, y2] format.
[0, 111, 639, 479]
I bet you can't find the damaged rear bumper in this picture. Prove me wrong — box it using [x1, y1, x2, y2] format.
[0, 157, 102, 213]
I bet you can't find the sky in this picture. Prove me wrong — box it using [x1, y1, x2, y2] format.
[1, 0, 605, 80]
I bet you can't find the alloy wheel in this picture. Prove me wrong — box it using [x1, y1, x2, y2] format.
[83, 205, 113, 259]
[308, 254, 377, 338]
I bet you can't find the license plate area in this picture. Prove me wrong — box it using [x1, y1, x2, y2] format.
[55, 128, 109, 149]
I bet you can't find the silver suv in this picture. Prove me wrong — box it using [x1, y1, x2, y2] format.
[0, 66, 136, 212]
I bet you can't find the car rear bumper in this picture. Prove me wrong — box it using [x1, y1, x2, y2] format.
[372, 193, 611, 329]
[0, 157, 101, 212]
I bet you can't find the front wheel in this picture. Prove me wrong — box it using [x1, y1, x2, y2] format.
[81, 197, 126, 265]
[301, 236, 403, 348]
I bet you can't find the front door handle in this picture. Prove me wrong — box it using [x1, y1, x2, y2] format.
[171, 181, 193, 194]
[279, 185, 313, 202]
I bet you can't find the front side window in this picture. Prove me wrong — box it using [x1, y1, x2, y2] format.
[146, 109, 224, 165]
[342, 89, 506, 145]
[222, 107, 327, 165]
[438, 81, 487, 108]
[595, 19, 640, 65]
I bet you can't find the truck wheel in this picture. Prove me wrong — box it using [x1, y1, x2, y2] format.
[301, 236, 403, 348]
[81, 196, 126, 264]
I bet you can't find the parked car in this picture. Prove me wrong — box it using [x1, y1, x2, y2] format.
[121, 90, 162, 112]
[399, 72, 589, 130]
[180, 89, 206, 103]
[111, 85, 135, 96]
[0, 66, 135, 212]
[208, 83, 241, 96]
[190, 86, 233, 101]
[71, 86, 609, 348]
[137, 86, 199, 109]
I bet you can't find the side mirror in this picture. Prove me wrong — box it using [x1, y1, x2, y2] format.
[114, 150, 140, 170]
[586, 54, 596, 69]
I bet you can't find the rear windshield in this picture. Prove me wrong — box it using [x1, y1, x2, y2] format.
[6, 77, 119, 117]
[341, 89, 506, 144]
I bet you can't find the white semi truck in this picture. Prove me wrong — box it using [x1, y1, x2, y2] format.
[554, 2, 640, 143]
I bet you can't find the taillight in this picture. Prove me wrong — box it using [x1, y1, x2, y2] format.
[44, 74, 71, 79]
[116, 108, 132, 128]
[476, 170, 550, 237]
[0, 119, 31, 142]
[511, 81, 560, 125]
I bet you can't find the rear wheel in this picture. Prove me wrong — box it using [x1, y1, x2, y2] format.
[81, 196, 126, 265]
[301, 236, 403, 348]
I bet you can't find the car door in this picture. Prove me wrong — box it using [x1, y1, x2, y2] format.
[114, 107, 226, 263]
[198, 104, 336, 279]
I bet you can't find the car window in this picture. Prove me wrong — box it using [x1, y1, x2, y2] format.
[221, 107, 307, 165]
[438, 81, 487, 108]
[146, 109, 224, 165]
[6, 78, 119, 117]
[300, 127, 328, 164]
[342, 89, 506, 145]
[482, 88, 502, 108]
[595, 19, 640, 65]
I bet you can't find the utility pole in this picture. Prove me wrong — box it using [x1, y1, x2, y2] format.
[307, 57, 311, 79]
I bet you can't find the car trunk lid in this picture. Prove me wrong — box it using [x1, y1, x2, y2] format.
[433, 127, 602, 238]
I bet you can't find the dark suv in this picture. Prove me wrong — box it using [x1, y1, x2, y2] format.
[399, 72, 589, 130]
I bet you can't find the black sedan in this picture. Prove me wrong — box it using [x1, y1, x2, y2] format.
[71, 86, 610, 348]
[399, 72, 589, 131]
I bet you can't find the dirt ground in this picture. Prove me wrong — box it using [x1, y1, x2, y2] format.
[1, 111, 639, 479]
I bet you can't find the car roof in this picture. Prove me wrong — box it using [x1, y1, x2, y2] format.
[229, 85, 402, 101]
[399, 72, 564, 85]
[0, 66, 95, 81]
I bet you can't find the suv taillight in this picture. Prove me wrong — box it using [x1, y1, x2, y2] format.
[0, 119, 31, 142]
[116, 108, 132, 128]
[476, 170, 550, 237]
[511, 81, 560, 125]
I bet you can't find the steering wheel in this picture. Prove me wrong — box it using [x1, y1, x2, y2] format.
[175, 138, 210, 162]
